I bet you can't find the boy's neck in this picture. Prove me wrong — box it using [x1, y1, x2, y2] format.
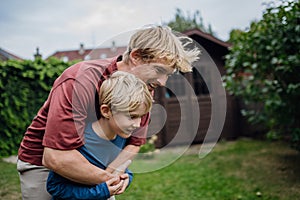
[92, 120, 116, 140]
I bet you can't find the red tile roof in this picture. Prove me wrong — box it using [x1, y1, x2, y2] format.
[47, 44, 127, 61]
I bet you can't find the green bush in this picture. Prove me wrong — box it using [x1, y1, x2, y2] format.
[224, 1, 300, 150]
[138, 135, 158, 159]
[0, 58, 74, 157]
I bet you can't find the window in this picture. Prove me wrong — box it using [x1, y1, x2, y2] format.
[165, 72, 186, 98]
[192, 67, 209, 95]
[61, 56, 69, 62]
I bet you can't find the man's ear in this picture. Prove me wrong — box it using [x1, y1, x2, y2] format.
[129, 49, 141, 65]
[100, 104, 111, 119]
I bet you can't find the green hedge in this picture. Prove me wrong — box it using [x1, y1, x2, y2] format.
[0, 58, 75, 157]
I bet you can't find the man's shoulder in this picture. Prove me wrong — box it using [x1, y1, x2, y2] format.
[76, 57, 118, 75]
[59, 57, 117, 80]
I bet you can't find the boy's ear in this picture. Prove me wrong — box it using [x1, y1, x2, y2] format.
[100, 104, 111, 119]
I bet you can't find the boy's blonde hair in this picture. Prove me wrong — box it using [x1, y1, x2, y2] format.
[123, 25, 201, 73]
[99, 71, 152, 116]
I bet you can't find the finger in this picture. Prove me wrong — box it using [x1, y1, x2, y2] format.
[116, 178, 129, 194]
[107, 179, 123, 196]
[120, 173, 129, 180]
[112, 180, 123, 190]
[106, 176, 119, 186]
[112, 180, 124, 195]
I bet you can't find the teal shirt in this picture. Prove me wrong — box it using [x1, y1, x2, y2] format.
[84, 122, 127, 166]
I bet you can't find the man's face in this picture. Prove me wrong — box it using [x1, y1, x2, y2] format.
[129, 63, 175, 92]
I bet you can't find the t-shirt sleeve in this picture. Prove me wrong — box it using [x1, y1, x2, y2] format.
[126, 113, 150, 146]
[125, 168, 134, 188]
[42, 78, 93, 150]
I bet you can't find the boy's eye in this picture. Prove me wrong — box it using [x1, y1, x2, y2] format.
[130, 115, 140, 119]
[124, 114, 136, 119]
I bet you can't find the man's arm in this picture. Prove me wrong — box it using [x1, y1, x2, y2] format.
[106, 145, 140, 174]
[43, 147, 116, 185]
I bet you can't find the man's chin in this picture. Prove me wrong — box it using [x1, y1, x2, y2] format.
[147, 86, 155, 92]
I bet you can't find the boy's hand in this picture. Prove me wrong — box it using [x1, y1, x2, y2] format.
[107, 160, 132, 196]
[116, 173, 130, 195]
[106, 177, 124, 196]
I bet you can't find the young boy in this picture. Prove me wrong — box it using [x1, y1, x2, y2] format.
[46, 71, 153, 199]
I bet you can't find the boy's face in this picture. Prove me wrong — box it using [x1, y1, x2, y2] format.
[110, 104, 147, 138]
[129, 63, 175, 92]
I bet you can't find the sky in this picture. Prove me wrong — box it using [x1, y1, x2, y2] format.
[1, 0, 272, 60]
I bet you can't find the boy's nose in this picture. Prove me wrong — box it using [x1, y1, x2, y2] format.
[133, 118, 141, 128]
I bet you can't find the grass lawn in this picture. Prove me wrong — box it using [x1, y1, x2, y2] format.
[0, 161, 21, 199]
[1, 138, 299, 200]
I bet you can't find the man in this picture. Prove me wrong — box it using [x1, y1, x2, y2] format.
[17, 25, 200, 199]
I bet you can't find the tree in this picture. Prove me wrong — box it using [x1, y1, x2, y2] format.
[224, 0, 300, 150]
[165, 8, 216, 36]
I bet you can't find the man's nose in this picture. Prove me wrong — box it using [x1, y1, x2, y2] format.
[157, 75, 168, 86]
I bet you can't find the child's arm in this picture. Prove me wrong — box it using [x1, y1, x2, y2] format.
[112, 160, 133, 191]
[47, 171, 123, 200]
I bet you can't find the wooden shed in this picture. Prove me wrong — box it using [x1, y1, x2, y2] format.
[147, 28, 240, 148]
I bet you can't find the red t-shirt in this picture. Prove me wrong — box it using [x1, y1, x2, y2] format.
[18, 56, 149, 166]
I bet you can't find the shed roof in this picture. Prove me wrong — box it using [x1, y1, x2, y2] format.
[183, 28, 231, 48]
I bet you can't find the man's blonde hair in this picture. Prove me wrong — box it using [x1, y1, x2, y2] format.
[123, 25, 201, 72]
[99, 71, 152, 115]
